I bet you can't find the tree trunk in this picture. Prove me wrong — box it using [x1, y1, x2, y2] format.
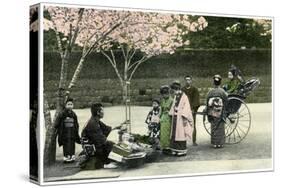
[44, 89, 65, 166]
[68, 57, 86, 90]
[44, 58, 67, 166]
[43, 119, 57, 166]
[43, 9, 84, 166]
[43, 94, 52, 129]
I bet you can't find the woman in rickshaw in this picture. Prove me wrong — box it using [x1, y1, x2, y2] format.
[223, 65, 244, 94]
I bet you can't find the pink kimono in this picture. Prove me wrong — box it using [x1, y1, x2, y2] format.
[169, 92, 194, 142]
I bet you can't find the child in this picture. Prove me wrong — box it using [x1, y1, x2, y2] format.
[55, 98, 81, 163]
[145, 98, 161, 149]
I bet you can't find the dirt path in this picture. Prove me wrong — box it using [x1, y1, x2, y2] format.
[44, 103, 272, 181]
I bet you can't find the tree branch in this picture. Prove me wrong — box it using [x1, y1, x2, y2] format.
[68, 8, 84, 52]
[101, 50, 124, 86]
[128, 55, 147, 70]
[120, 45, 127, 60]
[101, 50, 114, 67]
[49, 17, 64, 59]
[128, 56, 150, 81]
[67, 13, 131, 92]
[128, 48, 136, 66]
[110, 49, 117, 67]
[83, 21, 123, 58]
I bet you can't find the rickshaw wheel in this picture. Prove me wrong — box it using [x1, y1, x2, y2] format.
[225, 97, 251, 144]
[203, 97, 251, 144]
[203, 113, 239, 137]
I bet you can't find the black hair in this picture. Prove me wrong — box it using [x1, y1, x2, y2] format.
[184, 75, 192, 80]
[152, 98, 160, 105]
[170, 81, 181, 90]
[65, 97, 74, 104]
[91, 103, 103, 117]
[160, 85, 170, 95]
[214, 79, 221, 86]
[213, 74, 222, 86]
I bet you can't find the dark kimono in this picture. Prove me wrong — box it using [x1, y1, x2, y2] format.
[55, 109, 80, 157]
[206, 88, 228, 145]
[81, 117, 113, 168]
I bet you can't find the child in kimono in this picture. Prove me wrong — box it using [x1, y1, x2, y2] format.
[55, 98, 81, 163]
[145, 98, 161, 149]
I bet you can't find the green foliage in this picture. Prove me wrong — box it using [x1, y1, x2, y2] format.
[186, 16, 271, 49]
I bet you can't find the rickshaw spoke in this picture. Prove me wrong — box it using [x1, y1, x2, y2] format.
[239, 122, 250, 129]
[238, 113, 249, 119]
[226, 124, 234, 134]
[228, 134, 231, 142]
[235, 128, 242, 139]
[233, 130, 236, 142]
[237, 125, 247, 136]
[225, 125, 231, 135]
[239, 106, 247, 114]
[238, 119, 250, 122]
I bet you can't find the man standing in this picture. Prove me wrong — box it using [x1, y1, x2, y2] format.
[182, 75, 200, 146]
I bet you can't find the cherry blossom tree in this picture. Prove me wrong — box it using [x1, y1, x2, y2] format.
[98, 12, 208, 129]
[40, 5, 207, 165]
[101, 13, 208, 93]
[43, 6, 130, 165]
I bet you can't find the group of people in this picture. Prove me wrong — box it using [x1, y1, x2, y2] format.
[54, 65, 244, 168]
[55, 100, 119, 168]
[145, 75, 200, 156]
[144, 65, 244, 153]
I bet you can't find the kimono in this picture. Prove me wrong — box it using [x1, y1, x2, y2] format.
[81, 117, 113, 168]
[169, 92, 194, 152]
[206, 87, 228, 145]
[159, 97, 173, 148]
[145, 107, 161, 139]
[223, 79, 240, 94]
[55, 109, 80, 157]
[182, 85, 200, 143]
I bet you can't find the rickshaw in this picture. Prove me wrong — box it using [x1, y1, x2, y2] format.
[200, 77, 260, 144]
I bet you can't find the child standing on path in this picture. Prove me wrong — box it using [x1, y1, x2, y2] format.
[55, 98, 81, 163]
[145, 98, 161, 149]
